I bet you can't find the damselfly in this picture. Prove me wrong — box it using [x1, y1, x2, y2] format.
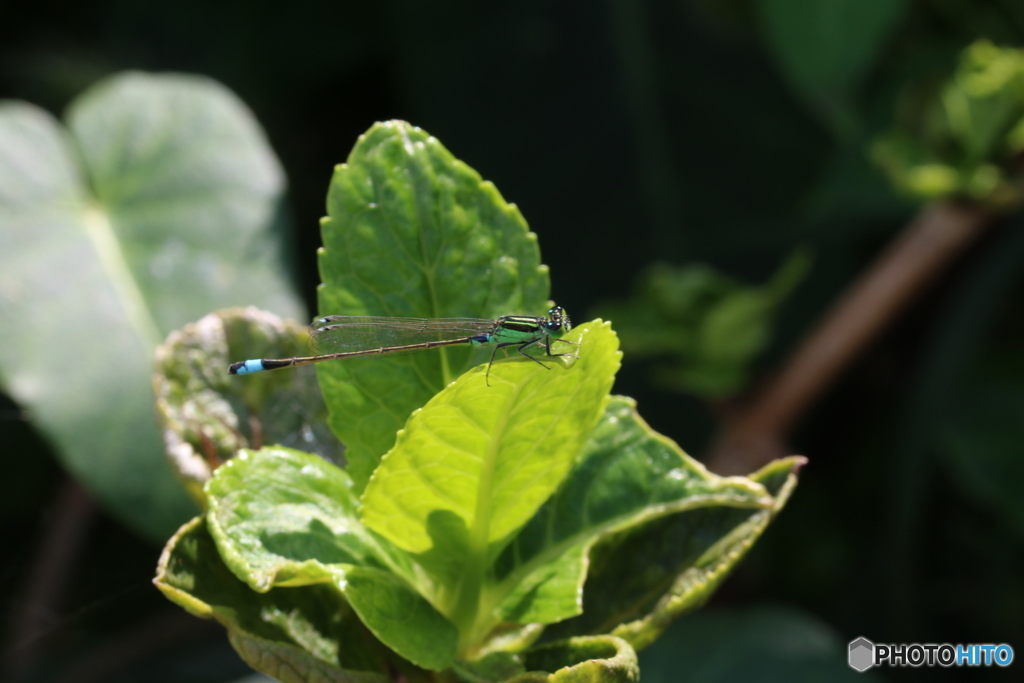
[229, 306, 579, 384]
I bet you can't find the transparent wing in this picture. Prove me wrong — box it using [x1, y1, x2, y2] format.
[309, 316, 497, 353]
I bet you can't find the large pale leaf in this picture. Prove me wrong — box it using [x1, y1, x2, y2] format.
[0, 72, 302, 540]
[154, 307, 341, 504]
[205, 446, 459, 671]
[316, 120, 550, 490]
[489, 396, 771, 628]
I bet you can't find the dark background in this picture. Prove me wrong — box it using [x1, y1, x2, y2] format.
[3, 1, 1023, 681]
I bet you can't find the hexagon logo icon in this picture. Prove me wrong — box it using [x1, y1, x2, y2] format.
[849, 637, 875, 672]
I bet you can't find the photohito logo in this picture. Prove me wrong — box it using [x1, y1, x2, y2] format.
[849, 638, 874, 672]
[848, 637, 1014, 671]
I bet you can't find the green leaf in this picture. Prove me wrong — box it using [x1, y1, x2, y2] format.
[455, 637, 639, 683]
[316, 120, 550, 491]
[490, 396, 771, 628]
[946, 41, 1024, 164]
[359, 321, 619, 642]
[154, 307, 341, 505]
[757, 0, 908, 136]
[543, 456, 804, 650]
[0, 72, 303, 540]
[154, 516, 395, 683]
[205, 446, 459, 671]
[453, 651, 527, 682]
[509, 635, 639, 683]
[871, 41, 1024, 207]
[592, 253, 808, 398]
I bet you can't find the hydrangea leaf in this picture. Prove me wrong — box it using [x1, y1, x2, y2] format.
[316, 120, 550, 491]
[489, 396, 772, 628]
[542, 455, 804, 650]
[359, 322, 619, 644]
[205, 446, 459, 671]
[154, 516, 396, 683]
[512, 635, 639, 683]
[154, 307, 340, 505]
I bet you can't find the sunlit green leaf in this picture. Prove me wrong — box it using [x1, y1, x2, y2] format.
[511, 635, 639, 683]
[360, 321, 618, 638]
[204, 446, 459, 670]
[151, 113, 808, 679]
[0, 72, 303, 540]
[154, 516, 396, 683]
[456, 636, 640, 683]
[542, 456, 804, 650]
[453, 651, 527, 682]
[316, 120, 550, 491]
[360, 321, 616, 551]
[490, 396, 771, 628]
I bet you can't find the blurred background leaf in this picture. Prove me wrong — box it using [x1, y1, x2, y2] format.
[756, 0, 910, 138]
[593, 250, 809, 398]
[0, 72, 303, 543]
[872, 40, 1024, 206]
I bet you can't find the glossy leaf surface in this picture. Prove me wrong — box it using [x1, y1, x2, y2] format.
[360, 321, 617, 643]
[491, 396, 771, 627]
[361, 321, 617, 556]
[151, 117, 806, 681]
[544, 455, 804, 649]
[205, 446, 458, 671]
[316, 120, 550, 490]
[155, 516, 397, 683]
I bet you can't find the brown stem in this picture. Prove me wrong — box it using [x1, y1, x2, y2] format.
[706, 200, 992, 475]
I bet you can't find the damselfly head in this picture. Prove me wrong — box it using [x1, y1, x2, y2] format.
[545, 305, 571, 333]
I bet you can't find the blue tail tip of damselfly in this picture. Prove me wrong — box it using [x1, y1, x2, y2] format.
[229, 359, 265, 375]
